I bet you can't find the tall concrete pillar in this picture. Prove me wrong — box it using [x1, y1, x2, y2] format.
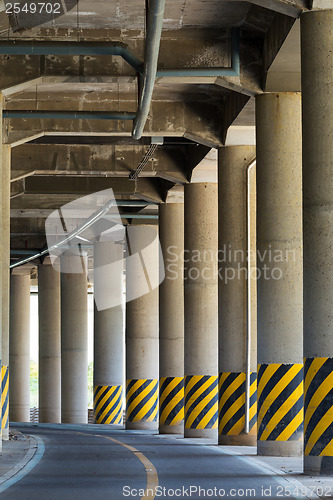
[159, 203, 184, 435]
[38, 260, 61, 423]
[256, 92, 303, 457]
[126, 225, 159, 431]
[218, 146, 257, 446]
[301, 10, 333, 475]
[93, 241, 124, 425]
[1, 144, 10, 440]
[9, 271, 31, 422]
[61, 250, 88, 424]
[184, 183, 218, 439]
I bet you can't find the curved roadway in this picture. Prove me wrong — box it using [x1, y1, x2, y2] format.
[0, 424, 308, 499]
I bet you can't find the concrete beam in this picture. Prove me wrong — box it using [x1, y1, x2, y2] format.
[0, 31, 228, 86]
[10, 176, 173, 204]
[263, 14, 296, 90]
[246, 0, 308, 17]
[310, 0, 333, 7]
[265, 21, 301, 92]
[0, 28, 264, 97]
[4, 100, 225, 147]
[221, 91, 250, 144]
[11, 143, 191, 184]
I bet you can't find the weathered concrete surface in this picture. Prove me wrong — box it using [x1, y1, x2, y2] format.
[256, 92, 302, 457]
[60, 251, 88, 424]
[11, 144, 190, 183]
[184, 183, 218, 440]
[218, 145, 256, 446]
[38, 261, 61, 424]
[94, 241, 124, 414]
[1, 144, 10, 440]
[9, 273, 31, 423]
[10, 177, 173, 205]
[159, 203, 184, 435]
[301, 9, 333, 476]
[126, 225, 159, 431]
[4, 101, 226, 148]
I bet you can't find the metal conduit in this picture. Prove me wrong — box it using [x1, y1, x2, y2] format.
[9, 197, 116, 269]
[0, 27, 239, 135]
[3, 111, 136, 120]
[0, 42, 143, 72]
[132, 0, 166, 140]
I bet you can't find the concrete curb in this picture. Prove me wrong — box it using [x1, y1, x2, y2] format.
[0, 434, 45, 493]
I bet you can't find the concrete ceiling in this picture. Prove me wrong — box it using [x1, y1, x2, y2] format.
[3, 0, 310, 267]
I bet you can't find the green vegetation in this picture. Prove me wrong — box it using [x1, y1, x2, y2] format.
[29, 361, 94, 409]
[88, 361, 94, 407]
[30, 361, 38, 408]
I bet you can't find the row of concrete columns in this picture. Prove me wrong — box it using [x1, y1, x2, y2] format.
[9, 255, 89, 425]
[2, 9, 333, 476]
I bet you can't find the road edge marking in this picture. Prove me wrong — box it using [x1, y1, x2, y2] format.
[78, 431, 159, 500]
[211, 446, 319, 500]
[0, 435, 45, 493]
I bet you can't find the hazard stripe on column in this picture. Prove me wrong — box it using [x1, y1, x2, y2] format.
[304, 357, 333, 456]
[219, 372, 257, 436]
[184, 375, 218, 429]
[93, 385, 123, 424]
[126, 379, 158, 423]
[159, 376, 184, 426]
[257, 363, 303, 441]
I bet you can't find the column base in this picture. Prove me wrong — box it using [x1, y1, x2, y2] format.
[184, 428, 218, 440]
[39, 411, 61, 424]
[304, 456, 333, 476]
[257, 440, 302, 457]
[219, 433, 256, 446]
[2, 428, 9, 440]
[9, 407, 30, 423]
[126, 421, 158, 431]
[61, 412, 88, 424]
[159, 422, 184, 435]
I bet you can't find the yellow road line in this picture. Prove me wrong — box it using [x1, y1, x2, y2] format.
[77, 432, 159, 500]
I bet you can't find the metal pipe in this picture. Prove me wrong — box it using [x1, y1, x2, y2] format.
[0, 42, 143, 72]
[4, 111, 136, 120]
[156, 29, 240, 78]
[132, 0, 166, 140]
[10, 211, 158, 266]
[1, 27, 239, 132]
[118, 214, 158, 219]
[10, 197, 116, 269]
[245, 159, 256, 434]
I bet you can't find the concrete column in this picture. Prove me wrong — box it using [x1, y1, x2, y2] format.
[38, 260, 61, 423]
[93, 241, 124, 425]
[9, 272, 31, 422]
[126, 225, 159, 431]
[159, 203, 184, 435]
[218, 146, 257, 446]
[184, 183, 218, 439]
[256, 92, 303, 457]
[1, 144, 10, 440]
[301, 10, 333, 475]
[61, 250, 88, 424]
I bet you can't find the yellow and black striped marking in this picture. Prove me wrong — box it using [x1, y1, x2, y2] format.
[304, 357, 333, 456]
[159, 377, 184, 426]
[93, 385, 123, 424]
[1, 366, 8, 432]
[257, 363, 303, 441]
[219, 372, 257, 436]
[185, 375, 218, 429]
[126, 379, 158, 423]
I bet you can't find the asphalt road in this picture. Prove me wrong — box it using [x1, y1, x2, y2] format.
[0, 425, 308, 500]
